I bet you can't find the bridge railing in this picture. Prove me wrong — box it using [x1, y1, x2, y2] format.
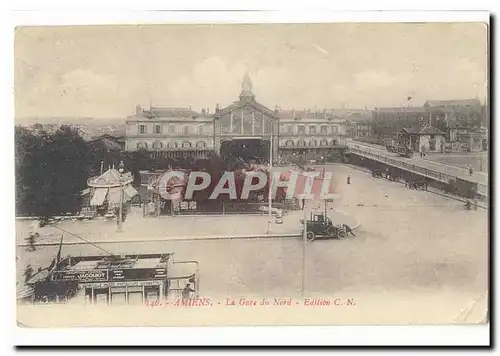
[349, 146, 487, 197]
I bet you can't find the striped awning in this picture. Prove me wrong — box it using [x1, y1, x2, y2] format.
[107, 185, 139, 205]
[124, 185, 139, 200]
[90, 188, 108, 206]
[107, 187, 122, 205]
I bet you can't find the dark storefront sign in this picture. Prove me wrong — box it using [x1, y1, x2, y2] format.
[81, 280, 162, 289]
[53, 270, 109, 282]
[53, 268, 168, 283]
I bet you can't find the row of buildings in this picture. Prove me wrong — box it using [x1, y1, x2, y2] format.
[124, 72, 487, 157]
[125, 73, 356, 162]
[21, 74, 487, 156]
[372, 99, 488, 152]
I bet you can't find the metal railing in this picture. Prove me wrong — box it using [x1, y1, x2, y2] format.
[349, 146, 488, 197]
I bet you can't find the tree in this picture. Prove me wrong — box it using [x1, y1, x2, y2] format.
[15, 125, 90, 216]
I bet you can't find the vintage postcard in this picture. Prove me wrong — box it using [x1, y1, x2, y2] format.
[14, 19, 489, 329]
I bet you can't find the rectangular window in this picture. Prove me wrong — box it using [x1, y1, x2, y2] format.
[154, 124, 162, 134]
[309, 125, 316, 134]
[139, 124, 146, 134]
[168, 125, 176, 134]
[184, 125, 190, 135]
[287, 125, 293, 134]
[298, 125, 306, 134]
[320, 125, 328, 134]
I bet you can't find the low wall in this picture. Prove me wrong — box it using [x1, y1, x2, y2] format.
[345, 152, 486, 202]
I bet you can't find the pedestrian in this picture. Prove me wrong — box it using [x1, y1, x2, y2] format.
[26, 233, 37, 252]
[420, 152, 423, 158]
[469, 166, 474, 176]
[24, 264, 33, 284]
[182, 283, 195, 301]
[302, 198, 306, 210]
[347, 174, 351, 185]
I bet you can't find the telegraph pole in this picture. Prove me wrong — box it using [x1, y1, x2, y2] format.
[301, 199, 307, 297]
[117, 161, 125, 232]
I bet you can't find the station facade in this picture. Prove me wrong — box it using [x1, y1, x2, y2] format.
[125, 73, 348, 162]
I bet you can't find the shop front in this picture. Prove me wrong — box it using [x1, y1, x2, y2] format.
[47, 253, 198, 305]
[81, 279, 167, 305]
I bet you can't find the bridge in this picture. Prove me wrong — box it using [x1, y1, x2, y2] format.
[346, 140, 488, 198]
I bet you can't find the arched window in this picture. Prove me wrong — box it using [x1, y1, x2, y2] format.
[196, 141, 206, 148]
[166, 141, 178, 149]
[182, 141, 192, 148]
[320, 139, 328, 146]
[285, 140, 294, 147]
[309, 139, 317, 147]
[309, 125, 317, 134]
[137, 142, 148, 150]
[152, 140, 163, 149]
[297, 139, 306, 147]
[330, 139, 337, 146]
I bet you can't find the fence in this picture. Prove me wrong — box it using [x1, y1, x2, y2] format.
[349, 146, 488, 197]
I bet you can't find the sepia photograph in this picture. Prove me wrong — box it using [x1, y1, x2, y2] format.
[13, 17, 489, 333]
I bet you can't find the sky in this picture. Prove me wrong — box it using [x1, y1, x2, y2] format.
[14, 23, 488, 119]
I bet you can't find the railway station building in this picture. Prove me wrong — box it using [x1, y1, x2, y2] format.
[124, 74, 349, 163]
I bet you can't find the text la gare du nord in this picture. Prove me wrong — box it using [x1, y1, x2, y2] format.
[145, 297, 356, 308]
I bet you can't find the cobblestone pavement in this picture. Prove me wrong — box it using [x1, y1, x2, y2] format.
[17, 164, 488, 307]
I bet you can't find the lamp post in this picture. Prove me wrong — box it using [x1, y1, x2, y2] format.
[266, 126, 273, 234]
[301, 197, 307, 298]
[117, 161, 125, 232]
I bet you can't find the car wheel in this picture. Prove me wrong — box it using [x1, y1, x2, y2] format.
[337, 229, 348, 240]
[306, 232, 315, 242]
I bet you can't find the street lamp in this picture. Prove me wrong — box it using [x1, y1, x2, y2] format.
[266, 127, 273, 234]
[117, 160, 125, 232]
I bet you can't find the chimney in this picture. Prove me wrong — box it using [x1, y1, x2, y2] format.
[201, 108, 206, 116]
[216, 104, 220, 113]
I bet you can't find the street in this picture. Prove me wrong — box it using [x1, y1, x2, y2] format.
[17, 164, 488, 301]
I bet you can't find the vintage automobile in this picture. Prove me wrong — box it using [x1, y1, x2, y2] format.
[300, 212, 349, 241]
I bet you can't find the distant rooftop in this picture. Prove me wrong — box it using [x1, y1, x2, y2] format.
[375, 106, 427, 113]
[401, 124, 446, 135]
[424, 99, 482, 107]
[148, 107, 201, 118]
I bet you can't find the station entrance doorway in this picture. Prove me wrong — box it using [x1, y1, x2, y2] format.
[219, 138, 270, 163]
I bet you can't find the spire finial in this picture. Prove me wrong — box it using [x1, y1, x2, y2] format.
[242, 72, 253, 92]
[240, 72, 255, 101]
